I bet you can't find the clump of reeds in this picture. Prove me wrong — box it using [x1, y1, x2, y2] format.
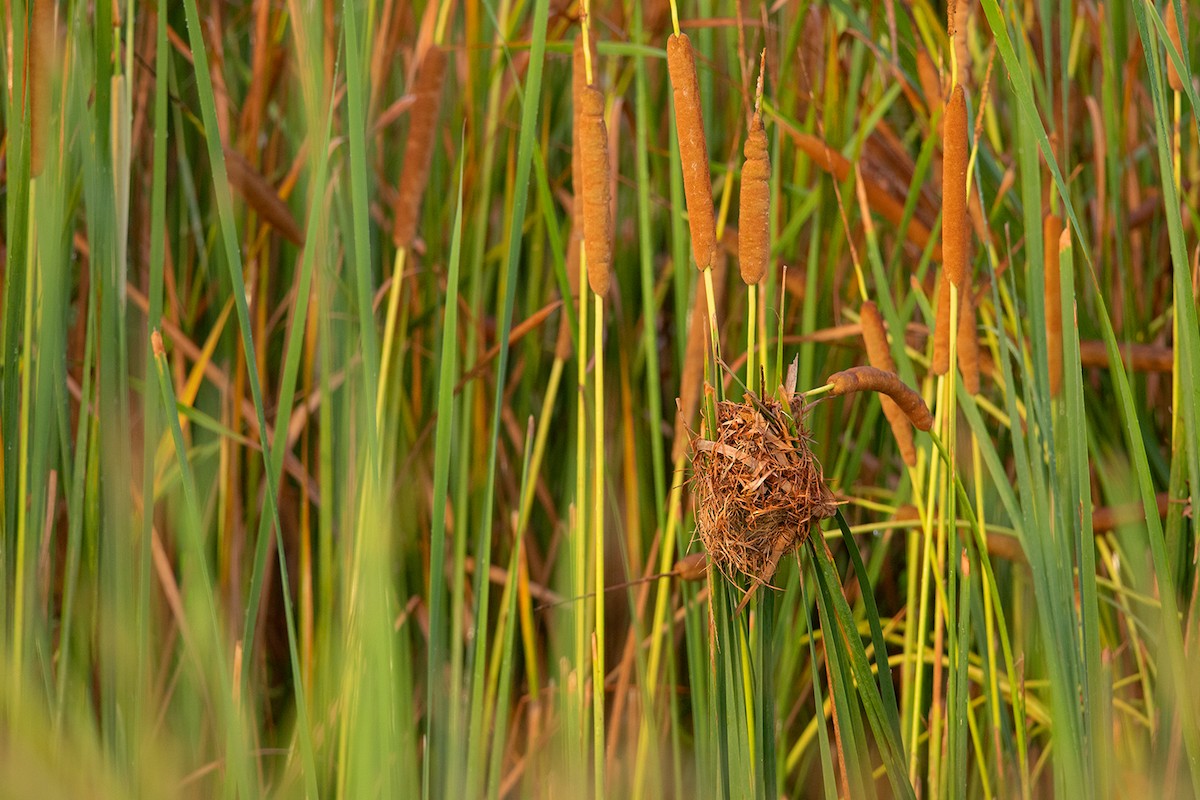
[1044, 213, 1064, 396]
[579, 83, 612, 294]
[739, 111, 770, 285]
[691, 398, 836, 590]
[827, 366, 934, 431]
[668, 33, 717, 270]
[392, 46, 447, 249]
[860, 301, 919, 466]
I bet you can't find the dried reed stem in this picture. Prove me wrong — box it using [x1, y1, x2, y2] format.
[827, 365, 934, 431]
[668, 33, 717, 270]
[861, 301, 918, 466]
[392, 46, 447, 248]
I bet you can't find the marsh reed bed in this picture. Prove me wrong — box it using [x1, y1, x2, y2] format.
[4, 0, 1200, 797]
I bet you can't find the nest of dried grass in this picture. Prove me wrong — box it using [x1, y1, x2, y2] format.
[691, 396, 837, 591]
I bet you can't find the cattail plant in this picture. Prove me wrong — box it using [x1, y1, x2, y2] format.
[933, 84, 969, 375]
[739, 111, 770, 286]
[667, 33, 717, 270]
[1044, 213, 1064, 396]
[392, 46, 447, 249]
[579, 84, 612, 295]
[861, 301, 919, 466]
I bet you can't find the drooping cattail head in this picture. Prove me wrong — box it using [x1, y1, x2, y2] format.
[579, 85, 612, 295]
[957, 286, 980, 394]
[861, 301, 918, 466]
[942, 84, 970, 288]
[392, 46, 447, 249]
[667, 33, 717, 270]
[827, 365, 934, 431]
[738, 112, 770, 285]
[1044, 213, 1064, 396]
[1166, 0, 1189, 92]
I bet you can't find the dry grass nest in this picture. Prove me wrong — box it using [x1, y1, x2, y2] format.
[690, 396, 838, 590]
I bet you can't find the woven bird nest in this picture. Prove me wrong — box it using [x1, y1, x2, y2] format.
[691, 397, 837, 591]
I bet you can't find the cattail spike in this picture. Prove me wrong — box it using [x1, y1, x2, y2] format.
[943, 84, 970, 288]
[1044, 213, 1064, 396]
[738, 112, 770, 285]
[392, 46, 447, 249]
[667, 33, 717, 270]
[861, 301, 918, 467]
[579, 85, 612, 295]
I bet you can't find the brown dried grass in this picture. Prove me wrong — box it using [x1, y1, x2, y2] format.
[667, 33, 717, 270]
[691, 398, 836, 590]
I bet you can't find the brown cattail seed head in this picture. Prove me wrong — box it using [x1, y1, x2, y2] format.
[1166, 0, 1189, 92]
[738, 113, 770, 285]
[861, 302, 918, 466]
[667, 33, 717, 270]
[579, 85, 612, 295]
[942, 84, 970, 288]
[932, 273, 952, 375]
[828, 365, 934, 431]
[392, 47, 447, 249]
[1044, 213, 1064, 396]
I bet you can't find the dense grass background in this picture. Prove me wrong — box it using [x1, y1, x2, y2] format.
[4, 0, 1200, 796]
